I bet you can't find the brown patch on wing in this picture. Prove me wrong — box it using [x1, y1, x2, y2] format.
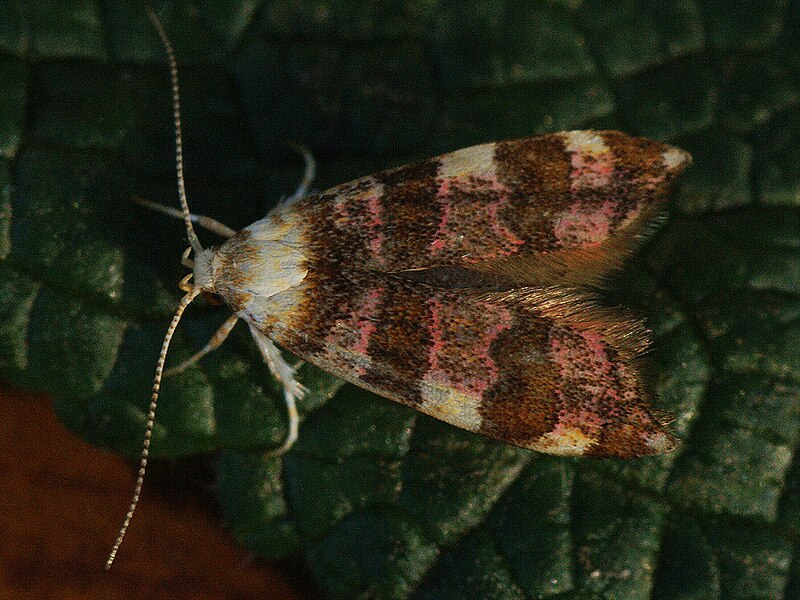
[276, 269, 434, 409]
[361, 276, 432, 406]
[478, 289, 674, 457]
[373, 159, 441, 270]
[478, 310, 561, 443]
[600, 131, 679, 232]
[602, 131, 677, 184]
[288, 192, 367, 356]
[494, 135, 571, 251]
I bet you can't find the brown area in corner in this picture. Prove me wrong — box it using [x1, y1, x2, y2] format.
[0, 385, 319, 600]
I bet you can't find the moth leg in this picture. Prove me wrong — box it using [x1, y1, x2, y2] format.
[282, 141, 316, 205]
[165, 314, 240, 376]
[247, 323, 306, 455]
[181, 247, 194, 269]
[134, 196, 237, 238]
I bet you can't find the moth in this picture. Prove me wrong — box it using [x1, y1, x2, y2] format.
[107, 7, 691, 568]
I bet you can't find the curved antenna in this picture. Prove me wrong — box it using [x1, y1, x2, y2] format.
[106, 285, 202, 570]
[145, 4, 203, 255]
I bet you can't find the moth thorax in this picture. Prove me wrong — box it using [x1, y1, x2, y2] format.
[208, 226, 309, 309]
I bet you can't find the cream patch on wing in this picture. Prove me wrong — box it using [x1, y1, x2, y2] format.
[419, 382, 483, 431]
[258, 242, 306, 293]
[534, 426, 596, 456]
[220, 210, 310, 329]
[561, 130, 609, 155]
[662, 147, 692, 171]
[438, 143, 497, 179]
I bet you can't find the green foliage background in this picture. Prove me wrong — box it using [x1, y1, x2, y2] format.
[1, 1, 800, 598]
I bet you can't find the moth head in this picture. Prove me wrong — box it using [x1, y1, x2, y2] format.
[188, 245, 215, 292]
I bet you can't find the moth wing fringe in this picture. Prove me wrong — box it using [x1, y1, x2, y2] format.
[478, 285, 652, 360]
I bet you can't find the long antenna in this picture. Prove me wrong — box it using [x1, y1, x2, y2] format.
[106, 5, 205, 569]
[144, 4, 203, 255]
[106, 286, 202, 570]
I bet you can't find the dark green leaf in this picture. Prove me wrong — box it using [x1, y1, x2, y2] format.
[2, 1, 799, 598]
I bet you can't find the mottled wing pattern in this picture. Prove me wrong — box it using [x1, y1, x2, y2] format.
[267, 270, 672, 457]
[292, 130, 691, 286]
[220, 131, 690, 457]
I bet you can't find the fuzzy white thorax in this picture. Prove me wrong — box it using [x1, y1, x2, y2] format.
[200, 213, 309, 315]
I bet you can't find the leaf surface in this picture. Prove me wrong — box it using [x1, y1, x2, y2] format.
[1, 1, 799, 598]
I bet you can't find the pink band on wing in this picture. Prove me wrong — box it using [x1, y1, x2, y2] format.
[569, 150, 614, 190]
[425, 298, 512, 397]
[549, 327, 626, 428]
[432, 176, 524, 260]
